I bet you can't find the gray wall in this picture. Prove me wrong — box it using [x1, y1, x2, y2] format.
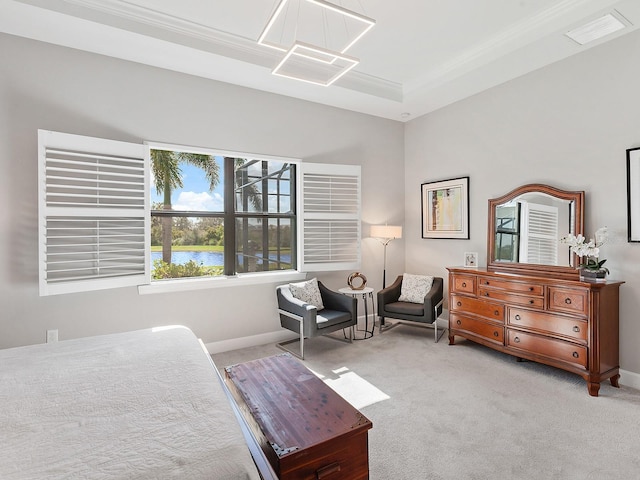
[405, 29, 640, 376]
[0, 33, 405, 349]
[3, 26, 639, 381]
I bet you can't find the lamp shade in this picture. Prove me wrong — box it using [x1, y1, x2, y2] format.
[371, 225, 402, 239]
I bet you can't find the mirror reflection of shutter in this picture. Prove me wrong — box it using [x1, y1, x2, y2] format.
[298, 163, 361, 272]
[38, 130, 150, 296]
[519, 202, 559, 265]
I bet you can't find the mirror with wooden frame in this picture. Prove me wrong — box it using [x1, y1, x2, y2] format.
[487, 184, 584, 279]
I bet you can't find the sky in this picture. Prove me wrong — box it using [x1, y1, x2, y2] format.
[150, 154, 292, 213]
[150, 161, 224, 211]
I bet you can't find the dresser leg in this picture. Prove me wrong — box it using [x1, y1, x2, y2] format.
[610, 374, 621, 388]
[448, 334, 455, 345]
[587, 382, 600, 397]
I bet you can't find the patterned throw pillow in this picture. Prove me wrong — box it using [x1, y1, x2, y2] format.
[398, 273, 434, 304]
[289, 278, 324, 311]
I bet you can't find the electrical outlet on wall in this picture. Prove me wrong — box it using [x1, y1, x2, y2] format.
[46, 329, 58, 343]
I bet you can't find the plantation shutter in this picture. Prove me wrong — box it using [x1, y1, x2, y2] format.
[298, 163, 361, 272]
[38, 130, 149, 296]
[519, 202, 559, 265]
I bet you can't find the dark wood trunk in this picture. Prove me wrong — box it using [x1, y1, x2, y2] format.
[225, 353, 372, 479]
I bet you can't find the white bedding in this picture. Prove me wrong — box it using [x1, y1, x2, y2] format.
[0, 326, 260, 480]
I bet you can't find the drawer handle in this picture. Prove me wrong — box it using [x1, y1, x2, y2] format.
[493, 331, 499, 337]
[514, 336, 521, 343]
[462, 282, 467, 287]
[573, 325, 580, 333]
[494, 310, 500, 316]
[529, 300, 534, 304]
[457, 301, 462, 307]
[514, 314, 521, 321]
[529, 287, 534, 291]
[572, 352, 579, 359]
[485, 281, 490, 285]
[456, 320, 462, 325]
[316, 462, 341, 479]
[485, 292, 490, 297]
[565, 298, 572, 305]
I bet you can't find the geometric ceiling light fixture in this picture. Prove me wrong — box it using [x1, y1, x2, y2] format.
[272, 41, 360, 86]
[258, 0, 375, 86]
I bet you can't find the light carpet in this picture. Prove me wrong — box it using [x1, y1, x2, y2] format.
[212, 324, 640, 480]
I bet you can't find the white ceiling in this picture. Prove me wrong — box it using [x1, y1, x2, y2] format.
[2, 0, 640, 121]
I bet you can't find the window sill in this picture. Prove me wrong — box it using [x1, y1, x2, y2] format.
[137, 271, 307, 295]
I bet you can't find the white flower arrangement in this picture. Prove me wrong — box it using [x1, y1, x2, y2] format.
[560, 227, 609, 272]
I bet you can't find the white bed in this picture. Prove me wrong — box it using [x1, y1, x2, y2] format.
[0, 325, 268, 480]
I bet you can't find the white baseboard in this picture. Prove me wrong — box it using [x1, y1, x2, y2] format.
[206, 312, 377, 355]
[206, 312, 450, 355]
[205, 330, 295, 354]
[206, 320, 640, 392]
[620, 368, 640, 390]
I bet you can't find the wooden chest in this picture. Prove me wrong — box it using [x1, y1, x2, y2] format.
[225, 353, 372, 479]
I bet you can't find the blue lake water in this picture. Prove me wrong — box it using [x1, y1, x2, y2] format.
[150, 251, 291, 267]
[151, 251, 224, 266]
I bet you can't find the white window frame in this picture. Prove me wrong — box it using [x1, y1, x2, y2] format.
[39, 132, 361, 296]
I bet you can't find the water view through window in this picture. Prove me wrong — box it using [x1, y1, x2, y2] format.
[150, 149, 295, 279]
[150, 251, 292, 269]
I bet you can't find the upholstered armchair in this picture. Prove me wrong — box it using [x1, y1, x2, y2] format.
[276, 280, 357, 359]
[377, 275, 445, 342]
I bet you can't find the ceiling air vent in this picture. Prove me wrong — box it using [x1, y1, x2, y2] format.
[565, 13, 627, 45]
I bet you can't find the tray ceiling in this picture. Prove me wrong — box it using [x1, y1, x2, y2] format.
[2, 0, 640, 121]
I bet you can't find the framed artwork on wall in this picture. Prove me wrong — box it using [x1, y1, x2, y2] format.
[627, 147, 640, 242]
[421, 176, 469, 239]
[464, 252, 478, 267]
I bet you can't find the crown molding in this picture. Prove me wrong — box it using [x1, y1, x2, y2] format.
[8, 0, 639, 120]
[404, 0, 624, 94]
[20, 0, 267, 57]
[15, 0, 402, 102]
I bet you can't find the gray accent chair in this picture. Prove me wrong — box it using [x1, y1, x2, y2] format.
[377, 275, 445, 342]
[276, 281, 357, 359]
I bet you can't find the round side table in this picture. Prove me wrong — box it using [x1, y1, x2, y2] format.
[338, 286, 375, 340]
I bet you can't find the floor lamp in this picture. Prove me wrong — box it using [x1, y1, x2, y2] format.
[371, 225, 402, 288]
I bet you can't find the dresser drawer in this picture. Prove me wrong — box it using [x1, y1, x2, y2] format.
[479, 277, 543, 295]
[548, 287, 589, 316]
[450, 294, 504, 322]
[451, 274, 476, 294]
[506, 330, 587, 368]
[478, 287, 544, 309]
[450, 313, 504, 345]
[508, 308, 587, 342]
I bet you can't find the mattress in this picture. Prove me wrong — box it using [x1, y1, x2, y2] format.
[0, 325, 260, 480]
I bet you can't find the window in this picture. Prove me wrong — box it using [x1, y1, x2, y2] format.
[149, 148, 296, 280]
[38, 131, 361, 295]
[495, 203, 520, 262]
[494, 201, 560, 265]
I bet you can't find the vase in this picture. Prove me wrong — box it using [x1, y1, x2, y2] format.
[579, 268, 607, 281]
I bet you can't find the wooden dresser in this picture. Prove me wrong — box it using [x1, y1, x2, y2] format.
[225, 353, 372, 479]
[447, 267, 623, 396]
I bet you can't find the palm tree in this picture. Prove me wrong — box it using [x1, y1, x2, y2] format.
[151, 152, 268, 271]
[233, 158, 263, 212]
[151, 150, 220, 263]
